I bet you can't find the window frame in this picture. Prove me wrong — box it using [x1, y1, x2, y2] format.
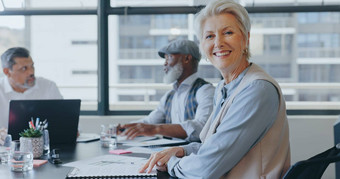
[1, 0, 340, 115]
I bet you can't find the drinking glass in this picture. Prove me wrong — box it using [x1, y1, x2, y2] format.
[0, 146, 9, 163]
[109, 124, 118, 149]
[0, 134, 12, 163]
[10, 140, 33, 172]
[100, 124, 118, 148]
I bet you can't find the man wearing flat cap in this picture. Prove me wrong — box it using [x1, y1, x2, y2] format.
[120, 39, 215, 142]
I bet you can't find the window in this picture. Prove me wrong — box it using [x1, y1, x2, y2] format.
[0, 15, 98, 111]
[109, 14, 220, 111]
[1, 0, 96, 9]
[1, 1, 340, 114]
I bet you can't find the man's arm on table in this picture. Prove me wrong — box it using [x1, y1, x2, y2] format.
[121, 84, 214, 141]
[121, 123, 187, 140]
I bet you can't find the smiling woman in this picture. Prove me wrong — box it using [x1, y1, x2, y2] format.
[139, 0, 290, 178]
[200, 13, 249, 83]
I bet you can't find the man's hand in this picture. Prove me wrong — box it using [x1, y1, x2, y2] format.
[139, 147, 185, 174]
[121, 123, 159, 140]
[116, 124, 124, 135]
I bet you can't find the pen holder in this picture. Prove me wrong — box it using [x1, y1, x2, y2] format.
[20, 136, 44, 158]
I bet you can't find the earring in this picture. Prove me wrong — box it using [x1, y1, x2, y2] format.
[243, 48, 248, 55]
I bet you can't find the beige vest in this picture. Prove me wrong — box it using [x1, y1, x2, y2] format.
[200, 63, 290, 179]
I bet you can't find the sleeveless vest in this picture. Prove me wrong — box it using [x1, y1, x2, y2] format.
[164, 78, 209, 124]
[200, 63, 291, 179]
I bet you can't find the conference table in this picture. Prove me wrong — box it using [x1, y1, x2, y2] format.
[0, 141, 175, 179]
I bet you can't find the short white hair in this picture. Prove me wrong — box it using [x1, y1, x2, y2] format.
[194, 0, 251, 59]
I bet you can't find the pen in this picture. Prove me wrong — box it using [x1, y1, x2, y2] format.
[30, 121, 36, 129]
[36, 118, 40, 130]
[44, 122, 48, 129]
[42, 119, 47, 126]
[39, 121, 43, 131]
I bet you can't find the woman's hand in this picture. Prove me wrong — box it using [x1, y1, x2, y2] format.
[139, 147, 185, 173]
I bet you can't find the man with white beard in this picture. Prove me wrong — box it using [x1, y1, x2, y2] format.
[120, 39, 215, 142]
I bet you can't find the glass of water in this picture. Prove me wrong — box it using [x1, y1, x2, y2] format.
[0, 134, 12, 163]
[10, 140, 33, 172]
[0, 146, 9, 163]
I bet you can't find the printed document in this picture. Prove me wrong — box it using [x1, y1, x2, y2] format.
[64, 155, 156, 177]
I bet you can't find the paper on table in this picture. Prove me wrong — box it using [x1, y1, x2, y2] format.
[126, 146, 170, 154]
[76, 133, 100, 143]
[122, 138, 187, 147]
[116, 136, 158, 144]
[64, 155, 156, 177]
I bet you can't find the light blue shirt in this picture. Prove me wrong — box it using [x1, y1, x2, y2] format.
[136, 73, 215, 142]
[167, 67, 280, 178]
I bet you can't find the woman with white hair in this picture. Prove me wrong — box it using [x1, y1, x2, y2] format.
[140, 0, 290, 178]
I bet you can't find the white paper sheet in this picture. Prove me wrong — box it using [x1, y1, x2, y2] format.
[126, 146, 169, 154]
[116, 135, 158, 144]
[64, 155, 156, 177]
[122, 138, 187, 147]
[76, 133, 100, 143]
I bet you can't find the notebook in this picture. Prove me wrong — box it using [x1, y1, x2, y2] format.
[8, 99, 81, 147]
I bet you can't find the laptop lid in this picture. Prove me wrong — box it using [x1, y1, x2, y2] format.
[8, 99, 81, 147]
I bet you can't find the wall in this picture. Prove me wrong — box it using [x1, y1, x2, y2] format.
[79, 115, 339, 179]
[288, 115, 338, 179]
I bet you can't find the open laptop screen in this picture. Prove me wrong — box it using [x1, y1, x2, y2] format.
[8, 99, 81, 147]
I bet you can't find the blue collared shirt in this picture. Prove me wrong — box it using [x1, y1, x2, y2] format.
[167, 67, 280, 178]
[136, 73, 215, 142]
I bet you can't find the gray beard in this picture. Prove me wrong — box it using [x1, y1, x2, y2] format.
[18, 79, 35, 89]
[163, 62, 183, 84]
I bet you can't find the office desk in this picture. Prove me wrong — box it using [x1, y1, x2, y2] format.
[0, 141, 174, 179]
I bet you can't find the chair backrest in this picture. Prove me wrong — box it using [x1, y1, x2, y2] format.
[283, 143, 340, 179]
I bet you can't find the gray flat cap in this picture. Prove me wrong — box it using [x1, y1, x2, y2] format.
[158, 39, 201, 61]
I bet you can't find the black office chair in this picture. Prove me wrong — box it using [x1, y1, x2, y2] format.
[283, 143, 340, 179]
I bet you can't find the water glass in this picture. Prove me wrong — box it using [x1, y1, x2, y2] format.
[10, 140, 33, 172]
[0, 134, 12, 163]
[110, 124, 118, 149]
[100, 132, 113, 148]
[100, 124, 118, 148]
[0, 146, 9, 163]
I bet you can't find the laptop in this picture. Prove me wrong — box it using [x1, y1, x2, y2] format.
[8, 99, 81, 147]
